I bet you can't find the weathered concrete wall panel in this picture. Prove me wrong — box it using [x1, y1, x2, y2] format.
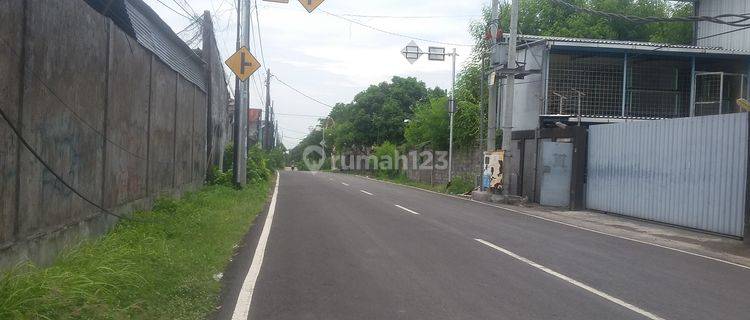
[0, 0, 23, 245]
[174, 77, 194, 186]
[193, 90, 208, 184]
[148, 59, 177, 194]
[18, 0, 107, 237]
[104, 25, 150, 208]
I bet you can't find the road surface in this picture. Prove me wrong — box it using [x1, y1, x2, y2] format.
[225, 171, 750, 320]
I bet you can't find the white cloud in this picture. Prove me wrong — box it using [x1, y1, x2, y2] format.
[142, 0, 487, 148]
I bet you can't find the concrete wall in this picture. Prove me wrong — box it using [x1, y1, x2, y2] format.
[0, 0, 211, 268]
[202, 12, 230, 170]
[405, 148, 483, 186]
[0, 0, 23, 248]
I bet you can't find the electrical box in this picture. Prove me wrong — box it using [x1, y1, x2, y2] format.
[491, 43, 509, 67]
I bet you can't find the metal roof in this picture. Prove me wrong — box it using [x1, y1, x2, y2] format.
[83, 0, 207, 92]
[518, 35, 750, 56]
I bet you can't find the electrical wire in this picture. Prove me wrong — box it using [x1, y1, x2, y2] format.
[550, 0, 750, 27]
[0, 105, 136, 222]
[272, 75, 336, 109]
[275, 112, 328, 118]
[253, 0, 268, 70]
[320, 9, 474, 47]
[338, 13, 482, 20]
[152, 0, 193, 20]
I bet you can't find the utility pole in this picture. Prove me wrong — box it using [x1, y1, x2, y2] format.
[487, 0, 499, 152]
[264, 70, 272, 150]
[448, 48, 457, 183]
[501, 0, 519, 194]
[233, 0, 250, 186]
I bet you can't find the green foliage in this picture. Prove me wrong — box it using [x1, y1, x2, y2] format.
[447, 176, 476, 195]
[372, 141, 399, 177]
[492, 0, 694, 45]
[208, 166, 233, 187]
[266, 146, 287, 170]
[326, 76, 444, 153]
[405, 97, 450, 150]
[0, 181, 272, 319]
[247, 145, 271, 183]
[222, 144, 234, 172]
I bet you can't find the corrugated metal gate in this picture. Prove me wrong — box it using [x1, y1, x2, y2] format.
[586, 113, 748, 237]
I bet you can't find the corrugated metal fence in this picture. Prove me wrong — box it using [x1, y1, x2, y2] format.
[586, 113, 748, 237]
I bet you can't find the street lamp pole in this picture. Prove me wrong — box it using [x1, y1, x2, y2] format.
[401, 43, 458, 183]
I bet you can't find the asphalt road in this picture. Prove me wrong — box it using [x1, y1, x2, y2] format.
[230, 171, 750, 320]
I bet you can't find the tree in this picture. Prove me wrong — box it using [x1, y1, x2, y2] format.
[327, 76, 443, 153]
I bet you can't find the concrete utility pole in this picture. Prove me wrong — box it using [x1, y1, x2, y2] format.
[487, 0, 499, 152]
[233, 0, 250, 186]
[264, 70, 272, 150]
[501, 0, 519, 194]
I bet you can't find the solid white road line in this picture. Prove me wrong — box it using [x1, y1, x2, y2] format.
[360, 190, 374, 195]
[395, 204, 420, 215]
[231, 172, 281, 320]
[475, 238, 665, 320]
[341, 182, 350, 186]
[352, 174, 750, 271]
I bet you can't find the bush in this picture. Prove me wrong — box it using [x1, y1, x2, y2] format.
[222, 144, 234, 172]
[207, 166, 233, 187]
[372, 141, 399, 178]
[247, 146, 271, 182]
[447, 176, 475, 195]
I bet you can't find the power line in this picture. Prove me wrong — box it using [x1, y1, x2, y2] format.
[320, 9, 474, 47]
[253, 0, 268, 70]
[0, 103, 135, 222]
[272, 75, 336, 109]
[549, 0, 750, 27]
[275, 112, 328, 118]
[339, 13, 482, 20]
[697, 25, 750, 41]
[151, 0, 193, 20]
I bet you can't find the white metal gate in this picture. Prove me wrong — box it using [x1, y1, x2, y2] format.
[586, 113, 748, 237]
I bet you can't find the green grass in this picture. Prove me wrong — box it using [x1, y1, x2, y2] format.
[370, 172, 475, 195]
[0, 179, 272, 319]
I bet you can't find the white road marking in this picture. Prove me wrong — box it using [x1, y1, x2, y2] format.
[354, 174, 750, 271]
[231, 172, 281, 320]
[475, 238, 665, 320]
[360, 190, 374, 195]
[341, 182, 350, 186]
[395, 205, 420, 215]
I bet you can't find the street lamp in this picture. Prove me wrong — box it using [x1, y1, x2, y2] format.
[401, 42, 458, 183]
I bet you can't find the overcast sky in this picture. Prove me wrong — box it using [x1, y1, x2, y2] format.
[142, 0, 487, 148]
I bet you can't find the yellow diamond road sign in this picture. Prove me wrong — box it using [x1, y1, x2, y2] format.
[299, 0, 324, 13]
[225, 47, 260, 82]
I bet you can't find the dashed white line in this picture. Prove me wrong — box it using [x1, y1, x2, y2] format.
[341, 182, 350, 186]
[231, 172, 281, 320]
[395, 204, 420, 215]
[360, 190, 374, 195]
[354, 174, 750, 271]
[475, 238, 665, 320]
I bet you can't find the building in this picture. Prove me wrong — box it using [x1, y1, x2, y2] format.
[684, 0, 750, 51]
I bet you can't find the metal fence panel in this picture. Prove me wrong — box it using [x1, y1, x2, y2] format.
[586, 113, 748, 237]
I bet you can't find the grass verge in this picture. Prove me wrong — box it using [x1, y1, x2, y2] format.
[0, 179, 272, 319]
[366, 172, 475, 195]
